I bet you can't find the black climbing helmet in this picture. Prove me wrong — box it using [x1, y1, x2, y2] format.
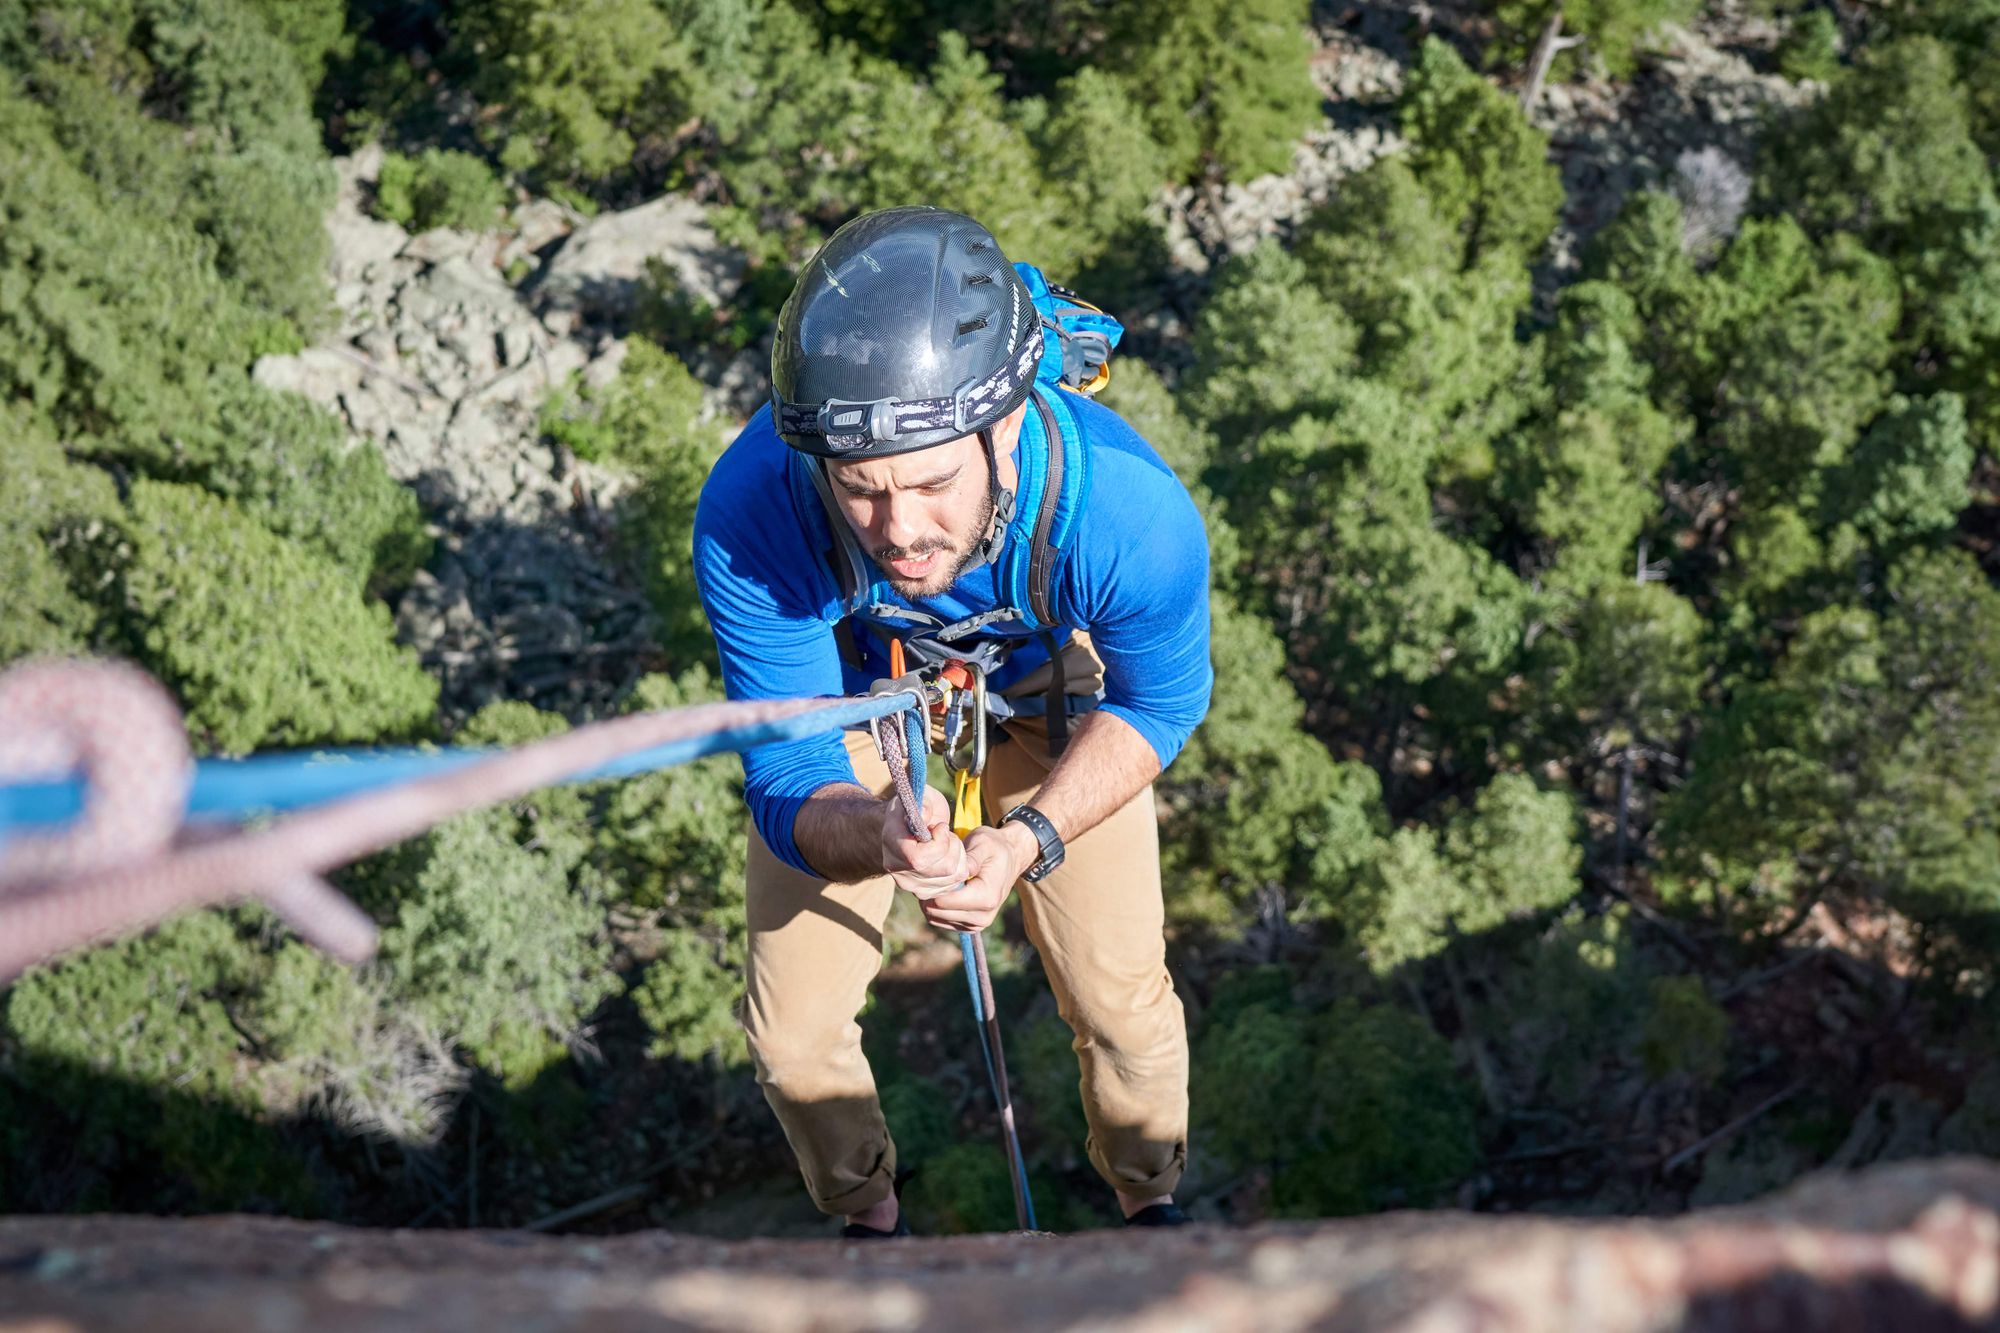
[770, 207, 1044, 459]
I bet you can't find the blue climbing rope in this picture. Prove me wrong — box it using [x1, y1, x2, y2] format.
[0, 690, 925, 836]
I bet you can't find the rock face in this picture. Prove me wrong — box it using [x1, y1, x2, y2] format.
[251, 147, 741, 722]
[531, 194, 741, 336]
[2, 1158, 1996, 1332]
[1530, 13, 1815, 276]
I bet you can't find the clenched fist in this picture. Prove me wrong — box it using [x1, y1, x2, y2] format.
[916, 821, 1041, 934]
[880, 786, 967, 901]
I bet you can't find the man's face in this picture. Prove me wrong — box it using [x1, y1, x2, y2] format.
[824, 431, 996, 600]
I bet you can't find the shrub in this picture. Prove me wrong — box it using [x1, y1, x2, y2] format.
[374, 148, 507, 232]
[1194, 993, 1479, 1215]
[0, 411, 121, 663]
[375, 809, 617, 1088]
[632, 932, 745, 1065]
[3, 913, 321, 1211]
[1639, 975, 1729, 1084]
[1777, 7, 1841, 82]
[117, 481, 437, 754]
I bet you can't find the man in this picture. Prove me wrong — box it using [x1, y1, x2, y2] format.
[692, 206, 1211, 1236]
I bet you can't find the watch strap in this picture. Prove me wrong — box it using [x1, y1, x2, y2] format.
[1001, 803, 1065, 882]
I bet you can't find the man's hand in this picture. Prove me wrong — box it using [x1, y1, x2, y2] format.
[881, 787, 967, 901]
[918, 821, 1040, 933]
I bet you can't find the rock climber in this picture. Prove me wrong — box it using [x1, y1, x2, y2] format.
[692, 205, 1212, 1237]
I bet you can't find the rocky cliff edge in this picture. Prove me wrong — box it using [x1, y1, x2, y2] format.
[1, 1157, 1995, 1332]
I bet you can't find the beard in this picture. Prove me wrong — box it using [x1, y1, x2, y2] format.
[871, 484, 997, 600]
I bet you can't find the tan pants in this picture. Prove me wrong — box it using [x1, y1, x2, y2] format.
[741, 636, 1189, 1216]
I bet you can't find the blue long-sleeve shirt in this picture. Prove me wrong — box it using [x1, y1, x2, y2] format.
[692, 392, 1212, 875]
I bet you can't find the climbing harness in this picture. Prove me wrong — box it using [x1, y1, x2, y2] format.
[872, 640, 1038, 1232]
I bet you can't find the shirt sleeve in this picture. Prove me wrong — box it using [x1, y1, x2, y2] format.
[691, 440, 857, 876]
[1063, 454, 1214, 769]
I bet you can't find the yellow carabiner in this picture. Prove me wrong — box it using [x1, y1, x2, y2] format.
[953, 767, 984, 837]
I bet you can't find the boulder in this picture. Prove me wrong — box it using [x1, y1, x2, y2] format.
[531, 194, 742, 329]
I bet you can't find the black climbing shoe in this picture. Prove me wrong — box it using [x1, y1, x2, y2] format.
[1122, 1203, 1189, 1228]
[840, 1211, 912, 1240]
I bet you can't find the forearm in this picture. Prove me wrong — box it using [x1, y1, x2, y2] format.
[793, 782, 895, 883]
[1014, 709, 1161, 846]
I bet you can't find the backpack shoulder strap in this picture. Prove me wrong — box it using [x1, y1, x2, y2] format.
[1002, 385, 1092, 632]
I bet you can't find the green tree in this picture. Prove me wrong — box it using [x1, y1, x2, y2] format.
[374, 148, 507, 232]
[1182, 242, 1360, 440]
[1485, 0, 1699, 86]
[1295, 157, 1538, 463]
[1707, 234, 1901, 507]
[1760, 37, 1988, 246]
[1110, 0, 1318, 182]
[1495, 281, 1684, 589]
[3, 0, 334, 332]
[1339, 775, 1581, 971]
[1661, 549, 2000, 929]
[1158, 597, 1387, 929]
[591, 668, 747, 925]
[1776, 7, 1841, 82]
[1219, 393, 1529, 704]
[0, 411, 120, 662]
[3, 913, 319, 1210]
[1532, 581, 1708, 763]
[453, 0, 704, 183]
[632, 933, 745, 1064]
[841, 34, 1072, 268]
[1194, 990, 1479, 1215]
[1398, 36, 1564, 268]
[1094, 359, 1216, 488]
[117, 482, 438, 754]
[1032, 66, 1172, 268]
[1821, 393, 1975, 549]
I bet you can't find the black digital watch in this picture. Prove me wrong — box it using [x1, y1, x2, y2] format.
[1000, 803, 1065, 883]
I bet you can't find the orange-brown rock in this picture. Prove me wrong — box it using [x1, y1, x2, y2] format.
[1, 1158, 1995, 1332]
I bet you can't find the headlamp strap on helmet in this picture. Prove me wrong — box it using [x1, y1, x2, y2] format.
[776, 337, 1045, 455]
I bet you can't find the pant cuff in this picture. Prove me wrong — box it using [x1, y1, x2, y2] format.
[811, 1154, 897, 1217]
[1087, 1137, 1186, 1200]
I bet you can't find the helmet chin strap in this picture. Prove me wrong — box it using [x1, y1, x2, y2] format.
[970, 425, 1015, 568]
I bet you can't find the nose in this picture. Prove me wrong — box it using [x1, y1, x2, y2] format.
[878, 495, 923, 549]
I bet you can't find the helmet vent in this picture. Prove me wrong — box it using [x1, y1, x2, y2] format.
[956, 315, 990, 338]
[966, 270, 995, 286]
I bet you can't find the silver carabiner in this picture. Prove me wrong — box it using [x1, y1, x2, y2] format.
[964, 661, 989, 778]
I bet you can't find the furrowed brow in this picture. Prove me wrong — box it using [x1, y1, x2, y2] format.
[834, 466, 961, 497]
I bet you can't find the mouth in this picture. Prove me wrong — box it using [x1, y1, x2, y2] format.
[885, 550, 941, 580]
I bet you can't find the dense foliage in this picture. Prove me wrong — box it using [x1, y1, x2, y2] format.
[6, 0, 2000, 1236]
